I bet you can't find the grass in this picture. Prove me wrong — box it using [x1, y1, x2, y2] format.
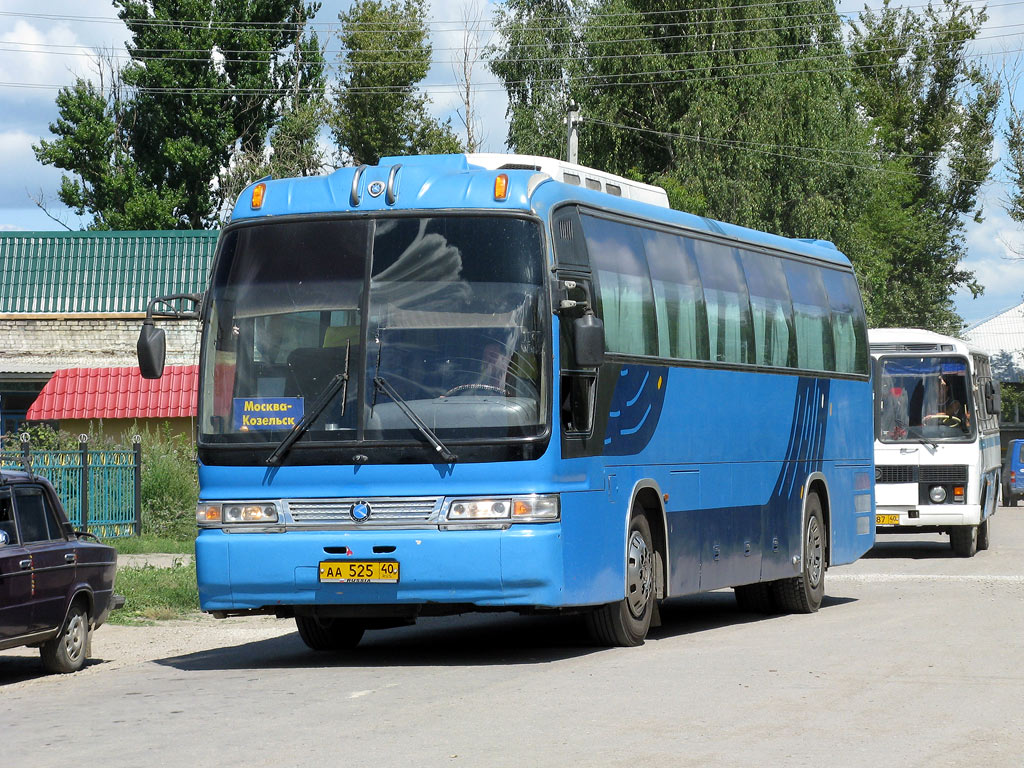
[105, 534, 194, 555]
[108, 562, 200, 624]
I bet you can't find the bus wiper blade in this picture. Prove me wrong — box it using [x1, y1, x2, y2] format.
[373, 376, 457, 463]
[266, 343, 351, 465]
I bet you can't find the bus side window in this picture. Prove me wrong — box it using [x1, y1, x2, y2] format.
[822, 270, 868, 375]
[782, 260, 835, 372]
[642, 229, 709, 361]
[691, 239, 754, 365]
[739, 249, 795, 368]
[580, 216, 658, 357]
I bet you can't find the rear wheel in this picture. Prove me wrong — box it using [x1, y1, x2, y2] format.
[295, 615, 365, 651]
[977, 518, 991, 551]
[772, 493, 825, 613]
[586, 511, 655, 647]
[40, 603, 90, 674]
[950, 525, 978, 558]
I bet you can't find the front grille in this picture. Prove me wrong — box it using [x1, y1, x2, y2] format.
[876, 465, 915, 483]
[919, 465, 969, 483]
[286, 497, 442, 525]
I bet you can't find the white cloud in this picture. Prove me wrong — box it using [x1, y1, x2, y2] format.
[0, 130, 66, 210]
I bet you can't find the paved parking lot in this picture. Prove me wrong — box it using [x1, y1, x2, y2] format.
[3, 509, 1023, 768]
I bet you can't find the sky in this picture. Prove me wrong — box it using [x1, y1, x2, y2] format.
[1, 0, 1022, 329]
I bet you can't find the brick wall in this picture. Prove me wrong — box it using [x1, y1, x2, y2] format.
[0, 317, 201, 372]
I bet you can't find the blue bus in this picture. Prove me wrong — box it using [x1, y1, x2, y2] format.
[138, 153, 875, 648]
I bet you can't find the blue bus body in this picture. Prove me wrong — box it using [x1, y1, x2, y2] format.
[183, 154, 875, 645]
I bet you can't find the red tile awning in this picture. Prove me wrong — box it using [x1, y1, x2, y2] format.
[27, 366, 198, 420]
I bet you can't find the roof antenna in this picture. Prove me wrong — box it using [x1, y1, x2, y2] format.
[19, 432, 34, 480]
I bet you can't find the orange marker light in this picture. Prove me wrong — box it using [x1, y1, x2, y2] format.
[494, 174, 509, 201]
[251, 182, 267, 209]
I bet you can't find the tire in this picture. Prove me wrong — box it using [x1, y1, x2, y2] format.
[772, 492, 826, 613]
[977, 518, 991, 551]
[950, 525, 978, 558]
[40, 603, 90, 674]
[295, 615, 365, 651]
[586, 511, 656, 647]
[734, 581, 777, 614]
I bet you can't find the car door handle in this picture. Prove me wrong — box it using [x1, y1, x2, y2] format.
[19, 559, 32, 569]
[65, 553, 77, 563]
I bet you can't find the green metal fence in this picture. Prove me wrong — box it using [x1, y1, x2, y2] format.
[0, 438, 141, 538]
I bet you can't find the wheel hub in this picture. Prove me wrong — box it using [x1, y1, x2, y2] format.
[626, 529, 653, 618]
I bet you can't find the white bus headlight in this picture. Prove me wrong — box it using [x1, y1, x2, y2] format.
[444, 495, 560, 523]
[446, 499, 512, 520]
[929, 486, 947, 504]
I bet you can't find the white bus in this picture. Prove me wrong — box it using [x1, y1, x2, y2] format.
[870, 329, 1001, 556]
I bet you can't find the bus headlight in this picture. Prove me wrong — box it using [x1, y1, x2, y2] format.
[444, 495, 560, 523]
[197, 502, 279, 525]
[929, 486, 947, 504]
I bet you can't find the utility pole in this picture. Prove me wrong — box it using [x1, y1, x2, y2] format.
[566, 101, 581, 164]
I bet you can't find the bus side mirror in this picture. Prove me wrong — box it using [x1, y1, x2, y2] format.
[986, 380, 1001, 415]
[573, 311, 605, 368]
[137, 320, 167, 379]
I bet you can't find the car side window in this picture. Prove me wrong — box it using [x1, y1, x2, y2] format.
[14, 487, 62, 544]
[0, 493, 18, 545]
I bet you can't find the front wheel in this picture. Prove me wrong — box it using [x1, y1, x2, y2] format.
[295, 615, 365, 651]
[977, 518, 991, 551]
[771, 493, 826, 613]
[40, 603, 90, 674]
[586, 512, 656, 647]
[950, 524, 978, 557]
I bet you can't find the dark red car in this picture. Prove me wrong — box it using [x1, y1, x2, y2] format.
[0, 470, 123, 673]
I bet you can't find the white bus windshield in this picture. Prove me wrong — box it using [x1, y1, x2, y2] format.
[200, 215, 548, 449]
[876, 356, 974, 442]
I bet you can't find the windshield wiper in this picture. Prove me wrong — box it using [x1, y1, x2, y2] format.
[373, 376, 457, 463]
[266, 342, 350, 465]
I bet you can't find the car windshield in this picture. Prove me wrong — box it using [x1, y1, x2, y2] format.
[199, 215, 548, 450]
[876, 356, 974, 442]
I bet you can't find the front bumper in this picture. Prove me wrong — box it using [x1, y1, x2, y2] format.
[196, 525, 567, 613]
[875, 503, 982, 529]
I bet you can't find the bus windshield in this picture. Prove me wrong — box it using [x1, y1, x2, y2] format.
[876, 356, 974, 442]
[199, 215, 548, 450]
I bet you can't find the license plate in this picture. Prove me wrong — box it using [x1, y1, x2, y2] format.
[319, 560, 399, 583]
[876, 514, 900, 525]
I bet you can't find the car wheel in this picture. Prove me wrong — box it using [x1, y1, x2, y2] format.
[295, 615, 365, 651]
[586, 511, 656, 647]
[977, 518, 991, 551]
[772, 492, 826, 613]
[40, 603, 90, 674]
[950, 525, 978, 558]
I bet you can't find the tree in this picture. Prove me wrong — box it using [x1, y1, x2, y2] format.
[1004, 58, 1024, 237]
[488, 0, 580, 158]
[330, 0, 462, 166]
[849, 0, 999, 332]
[34, 57, 182, 230]
[35, 0, 325, 229]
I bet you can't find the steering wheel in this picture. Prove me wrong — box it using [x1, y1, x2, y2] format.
[441, 384, 506, 397]
[922, 413, 962, 427]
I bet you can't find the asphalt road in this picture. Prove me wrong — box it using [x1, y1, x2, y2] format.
[3, 509, 1023, 768]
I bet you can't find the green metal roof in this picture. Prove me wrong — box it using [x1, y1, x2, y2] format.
[0, 231, 218, 314]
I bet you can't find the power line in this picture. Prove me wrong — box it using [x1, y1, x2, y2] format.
[0, 0, 1012, 35]
[586, 117, 993, 184]
[3, 24, 1020, 69]
[2, 40, 1017, 97]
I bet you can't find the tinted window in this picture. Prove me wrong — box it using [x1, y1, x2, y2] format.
[822, 269, 868, 375]
[15, 488, 60, 543]
[783, 260, 834, 371]
[692, 239, 753, 364]
[0, 493, 17, 545]
[642, 229, 708, 360]
[582, 216, 657, 356]
[740, 249, 795, 368]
